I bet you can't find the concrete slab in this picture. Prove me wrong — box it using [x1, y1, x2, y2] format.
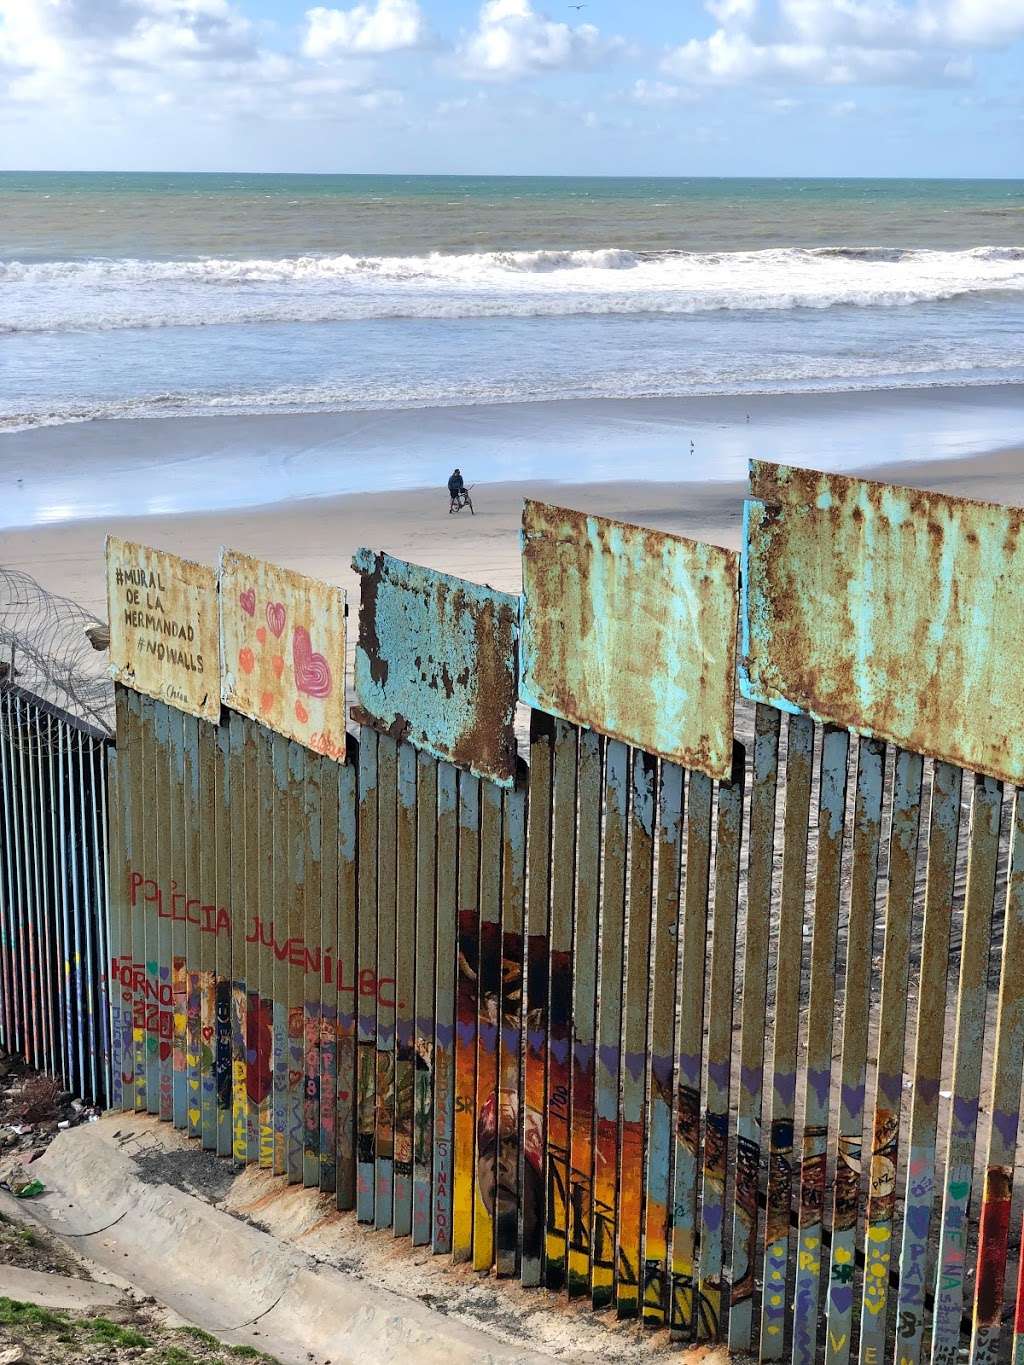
[13, 1120, 554, 1365]
[0, 1263, 122, 1313]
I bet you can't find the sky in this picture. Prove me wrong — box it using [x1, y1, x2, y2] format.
[0, 0, 1022, 176]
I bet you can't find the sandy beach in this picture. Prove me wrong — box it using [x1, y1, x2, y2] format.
[4, 420, 1023, 621]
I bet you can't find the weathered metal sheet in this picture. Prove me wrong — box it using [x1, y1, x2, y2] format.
[857, 747, 923, 1365]
[106, 537, 220, 722]
[729, 705, 780, 1351]
[519, 501, 739, 781]
[355, 727, 378, 1223]
[791, 725, 850, 1365]
[219, 549, 347, 761]
[351, 549, 518, 787]
[824, 736, 885, 1365]
[759, 712, 814, 1362]
[743, 461, 1024, 785]
[894, 761, 963, 1365]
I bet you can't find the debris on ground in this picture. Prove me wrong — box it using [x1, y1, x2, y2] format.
[0, 1055, 101, 1185]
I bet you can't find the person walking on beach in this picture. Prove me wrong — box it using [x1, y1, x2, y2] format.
[448, 467, 473, 514]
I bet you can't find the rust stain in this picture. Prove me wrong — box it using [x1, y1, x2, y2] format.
[350, 549, 518, 786]
[519, 500, 738, 780]
[743, 460, 1024, 785]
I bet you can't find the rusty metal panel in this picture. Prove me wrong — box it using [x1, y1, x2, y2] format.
[641, 757, 683, 1326]
[199, 718, 220, 1149]
[106, 537, 220, 722]
[697, 743, 745, 1342]
[568, 729, 601, 1299]
[759, 712, 814, 1361]
[168, 706, 188, 1129]
[219, 549, 347, 761]
[214, 720, 232, 1156]
[543, 719, 578, 1291]
[932, 775, 1002, 1365]
[729, 705, 780, 1351]
[969, 786, 1024, 1365]
[617, 746, 656, 1320]
[824, 736, 885, 1365]
[743, 461, 1024, 785]
[592, 738, 628, 1312]
[895, 761, 963, 1365]
[791, 725, 850, 1365]
[520, 501, 739, 781]
[355, 726, 379, 1223]
[351, 549, 518, 786]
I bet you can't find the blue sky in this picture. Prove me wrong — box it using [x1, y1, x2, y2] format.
[0, 0, 1021, 176]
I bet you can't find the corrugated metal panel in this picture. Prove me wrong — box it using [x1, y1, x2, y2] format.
[743, 461, 1024, 785]
[520, 501, 738, 781]
[219, 549, 347, 761]
[106, 537, 220, 722]
[351, 550, 518, 786]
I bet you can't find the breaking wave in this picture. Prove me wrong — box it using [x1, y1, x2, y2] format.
[2, 244, 1022, 333]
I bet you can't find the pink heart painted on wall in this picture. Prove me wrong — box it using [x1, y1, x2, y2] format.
[292, 626, 332, 699]
[266, 601, 286, 638]
[240, 588, 256, 617]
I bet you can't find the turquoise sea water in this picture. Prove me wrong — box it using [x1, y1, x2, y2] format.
[1, 172, 1022, 433]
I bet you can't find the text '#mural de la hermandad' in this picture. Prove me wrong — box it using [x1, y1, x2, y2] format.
[7, 462, 1024, 1365]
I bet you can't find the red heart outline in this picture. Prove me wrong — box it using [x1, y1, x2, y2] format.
[266, 601, 286, 638]
[240, 587, 256, 616]
[292, 626, 332, 699]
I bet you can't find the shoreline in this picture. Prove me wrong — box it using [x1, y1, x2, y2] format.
[2, 381, 1023, 533]
[4, 437, 1023, 627]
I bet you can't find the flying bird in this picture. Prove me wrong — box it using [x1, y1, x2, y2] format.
[569, 4, 587, 9]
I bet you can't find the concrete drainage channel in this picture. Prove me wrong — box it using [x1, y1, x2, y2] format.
[5, 1116, 712, 1364]
[7, 1117, 555, 1365]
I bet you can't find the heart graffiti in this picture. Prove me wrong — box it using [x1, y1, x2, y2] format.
[292, 626, 332, 699]
[266, 601, 286, 638]
[240, 587, 256, 617]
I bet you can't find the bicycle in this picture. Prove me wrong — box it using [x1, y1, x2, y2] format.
[449, 485, 475, 515]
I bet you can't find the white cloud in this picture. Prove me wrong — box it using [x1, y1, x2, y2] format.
[630, 78, 701, 105]
[303, 0, 428, 57]
[663, 0, 1024, 87]
[457, 0, 623, 80]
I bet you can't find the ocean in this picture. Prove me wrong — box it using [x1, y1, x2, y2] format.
[2, 172, 1023, 434]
